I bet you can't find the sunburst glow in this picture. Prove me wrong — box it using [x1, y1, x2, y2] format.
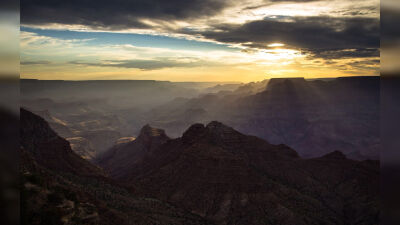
[20, 0, 380, 81]
[267, 43, 285, 48]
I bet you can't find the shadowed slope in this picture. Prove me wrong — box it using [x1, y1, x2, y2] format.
[101, 121, 379, 225]
[20, 108, 104, 177]
[20, 108, 215, 225]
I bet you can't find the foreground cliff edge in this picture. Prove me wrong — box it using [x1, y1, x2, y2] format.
[20, 108, 213, 225]
[21, 108, 379, 225]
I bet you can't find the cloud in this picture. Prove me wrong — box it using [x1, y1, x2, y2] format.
[181, 16, 379, 59]
[21, 60, 52, 65]
[21, 0, 232, 30]
[268, 0, 321, 2]
[308, 48, 379, 60]
[381, 8, 400, 43]
[243, 0, 325, 11]
[69, 58, 219, 70]
[0, 0, 19, 11]
[20, 31, 92, 50]
[20, 0, 380, 78]
[339, 58, 380, 75]
[21, 1, 380, 60]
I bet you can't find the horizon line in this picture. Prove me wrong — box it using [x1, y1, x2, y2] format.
[20, 75, 379, 83]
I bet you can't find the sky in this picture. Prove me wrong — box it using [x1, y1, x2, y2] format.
[20, 0, 380, 82]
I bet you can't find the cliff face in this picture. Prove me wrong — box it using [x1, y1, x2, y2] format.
[20, 108, 104, 177]
[20, 108, 215, 225]
[104, 121, 379, 225]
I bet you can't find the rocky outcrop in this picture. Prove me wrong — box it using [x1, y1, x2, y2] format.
[96, 124, 170, 178]
[106, 121, 379, 225]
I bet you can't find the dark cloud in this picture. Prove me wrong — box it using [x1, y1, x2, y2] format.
[69, 58, 217, 70]
[330, 6, 379, 17]
[348, 59, 380, 67]
[182, 16, 379, 59]
[344, 59, 380, 74]
[381, 8, 400, 43]
[268, 0, 320, 2]
[21, 60, 52, 65]
[21, 0, 231, 29]
[0, 0, 19, 11]
[21, 1, 380, 61]
[309, 48, 380, 60]
[243, 0, 321, 11]
[203, 17, 378, 49]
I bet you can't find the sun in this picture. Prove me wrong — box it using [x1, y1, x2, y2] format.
[267, 43, 285, 47]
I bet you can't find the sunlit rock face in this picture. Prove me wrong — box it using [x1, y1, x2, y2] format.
[115, 137, 136, 145]
[66, 137, 96, 161]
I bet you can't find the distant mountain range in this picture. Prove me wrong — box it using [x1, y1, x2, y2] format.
[20, 79, 242, 161]
[20, 76, 380, 161]
[148, 76, 379, 160]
